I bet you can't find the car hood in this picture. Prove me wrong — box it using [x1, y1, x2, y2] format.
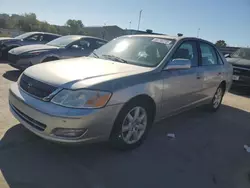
[226, 57, 250, 68]
[24, 57, 152, 87]
[0, 37, 18, 44]
[0, 37, 13, 41]
[9, 44, 59, 55]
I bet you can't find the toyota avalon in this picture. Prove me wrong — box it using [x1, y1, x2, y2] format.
[9, 35, 233, 149]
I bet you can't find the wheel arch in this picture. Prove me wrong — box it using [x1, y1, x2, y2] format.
[109, 93, 157, 140]
[41, 55, 59, 62]
[220, 80, 226, 92]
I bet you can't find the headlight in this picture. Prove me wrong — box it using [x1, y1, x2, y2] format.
[51, 89, 112, 108]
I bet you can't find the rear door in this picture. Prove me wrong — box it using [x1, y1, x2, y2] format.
[160, 40, 204, 117]
[198, 42, 224, 99]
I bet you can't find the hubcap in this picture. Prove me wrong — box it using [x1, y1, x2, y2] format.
[121, 106, 147, 144]
[213, 88, 223, 108]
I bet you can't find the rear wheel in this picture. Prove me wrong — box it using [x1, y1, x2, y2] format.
[208, 84, 225, 112]
[110, 101, 153, 150]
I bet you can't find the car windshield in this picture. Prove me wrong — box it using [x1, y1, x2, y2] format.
[92, 36, 175, 67]
[14, 32, 34, 39]
[47, 36, 82, 47]
[231, 48, 250, 60]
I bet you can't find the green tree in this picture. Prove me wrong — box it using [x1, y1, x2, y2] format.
[146, 29, 153, 34]
[0, 12, 85, 36]
[215, 40, 227, 47]
[65, 19, 84, 34]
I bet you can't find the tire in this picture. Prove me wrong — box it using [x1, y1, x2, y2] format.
[110, 100, 154, 150]
[208, 84, 225, 112]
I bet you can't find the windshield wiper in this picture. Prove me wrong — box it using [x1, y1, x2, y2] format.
[102, 54, 127, 63]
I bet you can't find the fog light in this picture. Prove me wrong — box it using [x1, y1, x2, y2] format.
[52, 128, 87, 138]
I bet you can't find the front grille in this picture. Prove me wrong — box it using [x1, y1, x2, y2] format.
[20, 74, 57, 99]
[233, 67, 250, 77]
[11, 104, 47, 131]
[8, 53, 19, 64]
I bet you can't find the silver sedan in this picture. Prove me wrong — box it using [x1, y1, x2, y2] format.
[9, 35, 233, 150]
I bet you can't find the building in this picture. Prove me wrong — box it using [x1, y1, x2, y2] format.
[83, 26, 165, 41]
[84, 25, 125, 41]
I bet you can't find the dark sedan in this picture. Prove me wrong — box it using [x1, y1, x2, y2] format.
[0, 32, 61, 60]
[226, 48, 250, 89]
[8, 35, 107, 70]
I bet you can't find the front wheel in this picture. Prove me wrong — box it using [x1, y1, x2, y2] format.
[110, 101, 153, 150]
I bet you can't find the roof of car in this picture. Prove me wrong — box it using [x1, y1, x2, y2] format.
[26, 31, 61, 36]
[62, 35, 108, 42]
[123, 34, 214, 46]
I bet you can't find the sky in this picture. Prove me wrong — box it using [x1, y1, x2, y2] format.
[1, 0, 250, 47]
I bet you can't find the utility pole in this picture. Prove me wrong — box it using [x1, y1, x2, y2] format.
[137, 10, 142, 31]
[197, 28, 200, 38]
[129, 21, 131, 30]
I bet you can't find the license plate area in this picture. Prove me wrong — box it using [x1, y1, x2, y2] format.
[232, 75, 239, 81]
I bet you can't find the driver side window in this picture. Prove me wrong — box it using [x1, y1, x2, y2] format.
[25, 34, 41, 42]
[70, 40, 90, 49]
[172, 41, 198, 67]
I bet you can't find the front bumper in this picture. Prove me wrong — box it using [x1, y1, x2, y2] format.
[8, 53, 41, 70]
[8, 57, 32, 70]
[9, 83, 123, 143]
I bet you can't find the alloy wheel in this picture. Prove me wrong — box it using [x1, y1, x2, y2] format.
[213, 87, 223, 108]
[121, 106, 147, 144]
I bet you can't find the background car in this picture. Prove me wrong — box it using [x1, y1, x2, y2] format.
[7, 35, 107, 70]
[9, 35, 232, 150]
[226, 48, 250, 90]
[0, 32, 61, 60]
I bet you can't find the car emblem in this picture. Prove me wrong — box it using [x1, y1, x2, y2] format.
[27, 83, 32, 89]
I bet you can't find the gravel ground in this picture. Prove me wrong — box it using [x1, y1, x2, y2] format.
[0, 62, 250, 188]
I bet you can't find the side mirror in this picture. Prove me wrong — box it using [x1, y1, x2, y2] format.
[224, 54, 230, 58]
[164, 59, 191, 70]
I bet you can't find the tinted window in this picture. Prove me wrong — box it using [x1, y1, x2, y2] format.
[216, 50, 224, 65]
[82, 38, 106, 50]
[78, 39, 91, 49]
[14, 32, 35, 39]
[95, 40, 107, 48]
[47, 36, 82, 47]
[172, 41, 198, 67]
[25, 34, 42, 41]
[200, 43, 218, 66]
[42, 34, 58, 42]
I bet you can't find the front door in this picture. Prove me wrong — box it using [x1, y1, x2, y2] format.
[160, 40, 204, 117]
[198, 42, 224, 99]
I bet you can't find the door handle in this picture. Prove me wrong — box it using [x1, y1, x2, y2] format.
[217, 72, 222, 76]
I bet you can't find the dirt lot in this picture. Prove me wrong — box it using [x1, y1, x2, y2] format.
[0, 62, 250, 188]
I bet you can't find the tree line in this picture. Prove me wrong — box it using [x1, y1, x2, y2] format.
[0, 13, 229, 47]
[0, 13, 85, 35]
